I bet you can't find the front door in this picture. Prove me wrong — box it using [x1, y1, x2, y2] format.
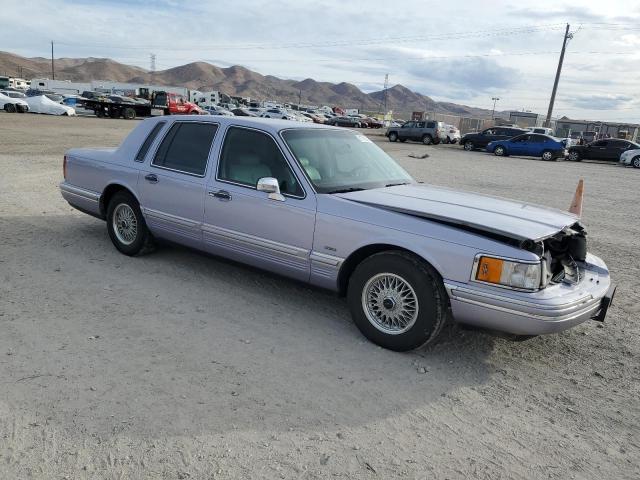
[589, 140, 608, 160]
[203, 125, 316, 281]
[139, 120, 219, 246]
[507, 134, 529, 155]
[398, 122, 414, 140]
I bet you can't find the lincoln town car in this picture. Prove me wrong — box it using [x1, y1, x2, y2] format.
[60, 116, 615, 351]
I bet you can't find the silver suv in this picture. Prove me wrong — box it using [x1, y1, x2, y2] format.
[386, 120, 445, 145]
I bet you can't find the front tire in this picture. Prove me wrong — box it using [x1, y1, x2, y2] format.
[494, 145, 506, 156]
[388, 132, 398, 142]
[542, 150, 555, 161]
[463, 140, 474, 151]
[107, 191, 154, 256]
[347, 251, 448, 351]
[4, 103, 16, 113]
[632, 156, 640, 168]
[568, 150, 581, 161]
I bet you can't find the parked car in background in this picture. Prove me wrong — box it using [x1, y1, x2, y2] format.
[361, 116, 383, 129]
[527, 127, 555, 136]
[204, 105, 234, 116]
[567, 139, 640, 162]
[386, 120, 444, 145]
[460, 126, 528, 151]
[24, 95, 75, 115]
[60, 116, 614, 351]
[487, 134, 566, 161]
[260, 108, 296, 120]
[619, 147, 640, 168]
[443, 125, 461, 144]
[326, 116, 361, 127]
[0, 89, 27, 99]
[0, 91, 29, 112]
[231, 108, 258, 117]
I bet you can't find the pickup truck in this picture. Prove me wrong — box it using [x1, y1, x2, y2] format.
[82, 91, 203, 119]
[60, 116, 615, 351]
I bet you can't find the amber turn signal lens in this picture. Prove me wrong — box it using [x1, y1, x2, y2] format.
[476, 256, 504, 283]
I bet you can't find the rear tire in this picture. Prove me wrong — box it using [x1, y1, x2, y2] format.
[106, 191, 154, 256]
[632, 156, 640, 168]
[388, 132, 398, 142]
[568, 150, 581, 161]
[422, 134, 433, 145]
[123, 107, 136, 120]
[463, 140, 474, 151]
[347, 251, 448, 351]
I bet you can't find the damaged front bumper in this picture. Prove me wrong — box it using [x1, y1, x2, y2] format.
[444, 253, 614, 335]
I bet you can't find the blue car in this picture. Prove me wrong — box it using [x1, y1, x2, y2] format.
[486, 133, 566, 161]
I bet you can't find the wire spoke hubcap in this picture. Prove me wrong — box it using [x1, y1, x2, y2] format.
[113, 203, 138, 245]
[362, 273, 419, 335]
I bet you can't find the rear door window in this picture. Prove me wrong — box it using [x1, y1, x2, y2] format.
[153, 122, 218, 176]
[426, 121, 435, 128]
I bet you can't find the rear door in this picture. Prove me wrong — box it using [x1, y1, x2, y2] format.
[607, 140, 630, 161]
[527, 134, 547, 156]
[139, 120, 218, 245]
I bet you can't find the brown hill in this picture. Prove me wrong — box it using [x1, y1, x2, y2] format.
[0, 50, 497, 118]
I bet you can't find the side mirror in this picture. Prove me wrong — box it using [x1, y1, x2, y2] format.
[257, 177, 285, 202]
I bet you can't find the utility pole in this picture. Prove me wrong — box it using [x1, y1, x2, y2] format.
[544, 23, 571, 127]
[51, 41, 55, 80]
[491, 97, 500, 119]
[150, 53, 156, 85]
[298, 88, 302, 106]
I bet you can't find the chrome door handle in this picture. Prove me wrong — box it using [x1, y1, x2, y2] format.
[144, 173, 158, 183]
[208, 190, 231, 201]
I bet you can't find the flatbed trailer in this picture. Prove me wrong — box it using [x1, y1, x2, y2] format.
[82, 91, 202, 119]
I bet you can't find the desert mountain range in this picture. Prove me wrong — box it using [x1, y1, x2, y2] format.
[1, 51, 500, 118]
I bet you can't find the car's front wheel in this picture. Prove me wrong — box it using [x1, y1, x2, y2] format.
[463, 140, 474, 151]
[632, 156, 640, 168]
[107, 191, 154, 256]
[568, 150, 581, 161]
[388, 132, 398, 142]
[347, 251, 449, 351]
[541, 150, 555, 161]
[494, 145, 506, 156]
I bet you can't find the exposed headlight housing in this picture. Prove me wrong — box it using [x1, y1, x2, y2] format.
[473, 255, 541, 291]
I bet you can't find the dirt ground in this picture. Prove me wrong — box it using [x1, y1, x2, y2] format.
[0, 114, 638, 479]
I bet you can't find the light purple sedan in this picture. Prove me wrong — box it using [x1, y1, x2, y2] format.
[60, 116, 615, 351]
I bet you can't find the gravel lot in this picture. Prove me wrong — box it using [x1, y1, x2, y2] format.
[1, 114, 638, 479]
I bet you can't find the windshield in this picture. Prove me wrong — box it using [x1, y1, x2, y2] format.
[282, 129, 413, 193]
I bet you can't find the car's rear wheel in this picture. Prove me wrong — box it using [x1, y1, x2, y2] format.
[494, 145, 506, 156]
[542, 150, 555, 161]
[347, 251, 448, 351]
[422, 134, 433, 145]
[388, 132, 398, 142]
[107, 191, 154, 256]
[633, 156, 640, 168]
[568, 150, 581, 161]
[463, 140, 474, 151]
[123, 107, 136, 120]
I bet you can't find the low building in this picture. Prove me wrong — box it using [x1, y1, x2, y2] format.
[29, 78, 188, 97]
[555, 117, 639, 141]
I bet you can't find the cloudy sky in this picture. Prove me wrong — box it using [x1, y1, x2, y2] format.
[3, 0, 639, 121]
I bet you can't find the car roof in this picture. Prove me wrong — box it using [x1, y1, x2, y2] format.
[143, 114, 341, 134]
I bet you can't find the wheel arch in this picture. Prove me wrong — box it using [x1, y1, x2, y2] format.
[337, 243, 444, 297]
[100, 183, 140, 217]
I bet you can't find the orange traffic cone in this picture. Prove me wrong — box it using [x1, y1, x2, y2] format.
[568, 179, 584, 217]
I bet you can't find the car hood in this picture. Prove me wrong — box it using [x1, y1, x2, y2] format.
[335, 184, 579, 242]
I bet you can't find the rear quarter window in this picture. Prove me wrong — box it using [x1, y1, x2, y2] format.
[135, 121, 166, 162]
